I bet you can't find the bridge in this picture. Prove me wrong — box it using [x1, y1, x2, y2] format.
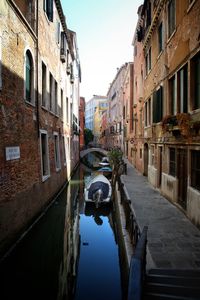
[80, 147, 108, 158]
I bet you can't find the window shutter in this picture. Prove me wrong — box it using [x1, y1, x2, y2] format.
[158, 86, 163, 122]
[47, 0, 53, 22]
[153, 91, 157, 123]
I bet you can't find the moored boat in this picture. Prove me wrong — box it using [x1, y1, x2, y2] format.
[84, 174, 112, 208]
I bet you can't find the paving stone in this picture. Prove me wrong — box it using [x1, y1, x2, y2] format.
[121, 158, 200, 270]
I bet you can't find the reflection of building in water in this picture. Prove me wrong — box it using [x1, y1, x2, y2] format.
[57, 173, 80, 300]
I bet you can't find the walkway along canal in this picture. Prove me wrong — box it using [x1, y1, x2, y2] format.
[0, 153, 129, 300]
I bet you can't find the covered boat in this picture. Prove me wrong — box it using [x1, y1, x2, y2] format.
[99, 156, 110, 166]
[84, 174, 112, 208]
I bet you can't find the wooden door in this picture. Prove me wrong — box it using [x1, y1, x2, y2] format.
[177, 149, 187, 209]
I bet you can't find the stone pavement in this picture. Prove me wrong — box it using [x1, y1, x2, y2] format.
[121, 158, 200, 270]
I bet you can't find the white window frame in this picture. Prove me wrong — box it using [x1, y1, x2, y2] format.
[40, 129, 50, 182]
[62, 135, 67, 166]
[53, 131, 61, 171]
[42, 61, 47, 108]
[24, 47, 35, 106]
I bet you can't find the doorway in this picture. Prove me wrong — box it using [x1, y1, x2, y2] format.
[158, 146, 163, 188]
[177, 148, 188, 209]
[144, 143, 148, 176]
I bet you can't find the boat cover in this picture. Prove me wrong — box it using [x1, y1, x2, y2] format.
[88, 181, 109, 200]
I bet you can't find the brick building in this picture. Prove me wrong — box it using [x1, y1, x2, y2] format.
[133, 0, 200, 227]
[0, 0, 81, 255]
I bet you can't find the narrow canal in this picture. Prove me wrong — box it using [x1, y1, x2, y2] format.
[0, 153, 127, 300]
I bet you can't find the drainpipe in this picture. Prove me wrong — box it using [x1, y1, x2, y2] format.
[36, 0, 39, 137]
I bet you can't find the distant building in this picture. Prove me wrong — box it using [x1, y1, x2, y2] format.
[93, 99, 108, 145]
[106, 64, 131, 150]
[85, 95, 108, 131]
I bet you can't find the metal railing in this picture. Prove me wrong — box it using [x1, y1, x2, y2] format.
[116, 165, 148, 300]
[127, 226, 148, 300]
[118, 176, 140, 245]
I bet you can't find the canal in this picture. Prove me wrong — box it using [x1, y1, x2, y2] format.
[0, 153, 127, 300]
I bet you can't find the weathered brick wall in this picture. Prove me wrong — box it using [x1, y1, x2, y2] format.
[0, 1, 70, 255]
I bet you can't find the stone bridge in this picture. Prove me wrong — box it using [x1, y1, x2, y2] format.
[80, 147, 108, 159]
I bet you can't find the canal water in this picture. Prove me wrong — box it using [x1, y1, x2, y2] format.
[0, 154, 126, 300]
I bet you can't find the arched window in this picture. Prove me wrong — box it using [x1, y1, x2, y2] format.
[25, 50, 33, 102]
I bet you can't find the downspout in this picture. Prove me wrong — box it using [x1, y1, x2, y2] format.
[36, 0, 39, 137]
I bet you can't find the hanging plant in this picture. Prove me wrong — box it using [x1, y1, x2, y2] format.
[176, 113, 191, 136]
[161, 115, 177, 133]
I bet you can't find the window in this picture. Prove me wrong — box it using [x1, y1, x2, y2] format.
[191, 150, 200, 191]
[25, 50, 34, 103]
[66, 97, 69, 123]
[146, 1, 151, 28]
[169, 148, 176, 176]
[57, 22, 60, 44]
[60, 32, 67, 62]
[151, 145, 155, 166]
[140, 148, 142, 159]
[169, 75, 176, 115]
[158, 22, 163, 54]
[145, 98, 151, 126]
[168, 0, 176, 37]
[49, 72, 53, 111]
[60, 89, 63, 118]
[178, 64, 188, 113]
[42, 62, 47, 107]
[54, 132, 61, 171]
[145, 47, 151, 76]
[40, 130, 50, 181]
[153, 86, 163, 123]
[55, 80, 58, 114]
[148, 98, 151, 125]
[44, 0, 53, 22]
[191, 52, 200, 110]
[62, 136, 66, 165]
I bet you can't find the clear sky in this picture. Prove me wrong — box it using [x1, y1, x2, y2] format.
[61, 0, 143, 101]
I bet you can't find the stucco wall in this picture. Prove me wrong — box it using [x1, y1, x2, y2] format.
[161, 173, 178, 203]
[187, 187, 200, 228]
[148, 165, 157, 187]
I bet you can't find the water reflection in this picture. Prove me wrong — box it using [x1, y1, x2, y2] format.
[0, 157, 123, 300]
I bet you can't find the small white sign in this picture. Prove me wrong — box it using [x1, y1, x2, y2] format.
[5, 146, 20, 161]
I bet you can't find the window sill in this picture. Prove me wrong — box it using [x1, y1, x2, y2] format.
[167, 29, 176, 44]
[187, 0, 196, 13]
[41, 105, 48, 112]
[25, 100, 35, 107]
[42, 174, 50, 182]
[157, 50, 163, 61]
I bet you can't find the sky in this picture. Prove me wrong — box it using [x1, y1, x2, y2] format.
[61, 0, 143, 102]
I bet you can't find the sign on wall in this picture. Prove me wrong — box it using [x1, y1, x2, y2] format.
[5, 146, 20, 161]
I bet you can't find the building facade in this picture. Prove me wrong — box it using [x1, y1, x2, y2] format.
[134, 0, 200, 227]
[0, 0, 81, 255]
[106, 64, 129, 150]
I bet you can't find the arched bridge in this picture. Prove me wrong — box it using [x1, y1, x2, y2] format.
[80, 147, 108, 159]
